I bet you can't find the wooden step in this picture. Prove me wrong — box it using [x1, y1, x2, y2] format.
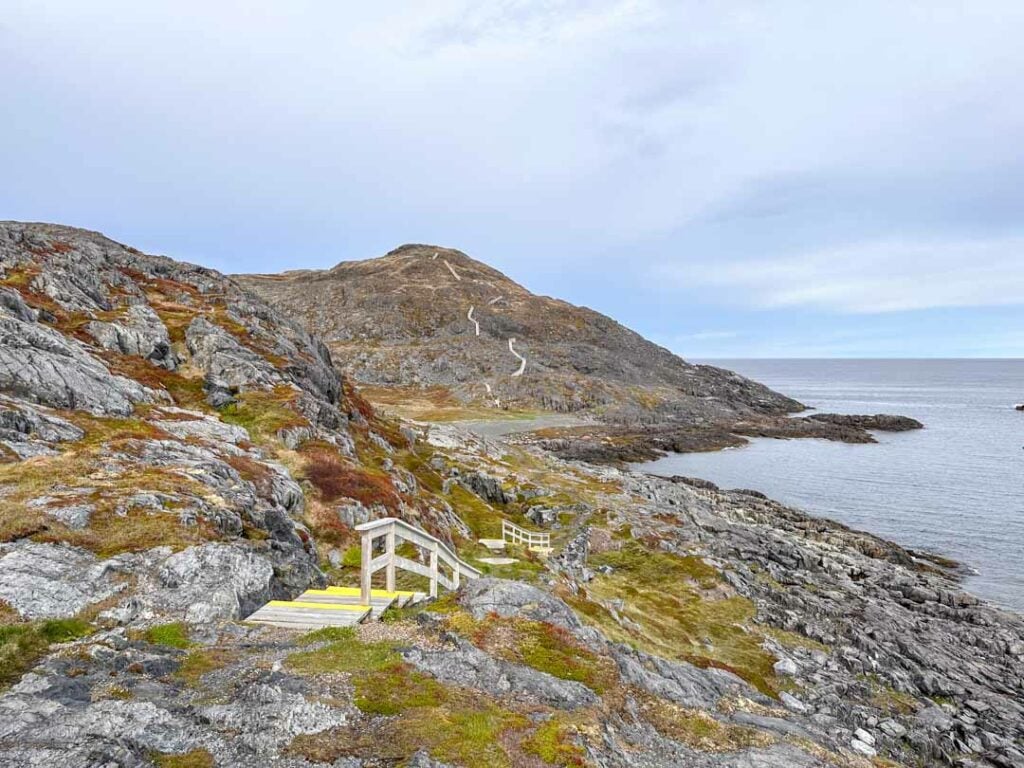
[245, 587, 432, 631]
[245, 600, 370, 629]
[298, 589, 396, 620]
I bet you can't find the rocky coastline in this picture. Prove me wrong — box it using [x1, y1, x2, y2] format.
[517, 412, 925, 465]
[0, 222, 1020, 768]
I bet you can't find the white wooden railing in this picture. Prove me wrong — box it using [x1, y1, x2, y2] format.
[502, 519, 551, 549]
[354, 517, 482, 605]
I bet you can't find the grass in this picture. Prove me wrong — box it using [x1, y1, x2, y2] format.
[445, 612, 617, 694]
[640, 696, 773, 752]
[862, 674, 921, 715]
[0, 617, 92, 690]
[287, 627, 400, 676]
[286, 698, 528, 768]
[446, 484, 504, 540]
[141, 622, 191, 649]
[175, 647, 239, 687]
[218, 386, 308, 444]
[0, 426, 221, 557]
[150, 749, 215, 768]
[285, 626, 529, 766]
[360, 385, 540, 423]
[522, 715, 588, 766]
[563, 543, 784, 697]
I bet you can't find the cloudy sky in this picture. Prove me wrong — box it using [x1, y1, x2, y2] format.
[3, 1, 1022, 357]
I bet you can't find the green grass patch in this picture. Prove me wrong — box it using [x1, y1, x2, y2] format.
[447, 484, 504, 539]
[140, 622, 191, 649]
[286, 697, 528, 768]
[0, 617, 92, 690]
[444, 612, 617, 694]
[522, 715, 588, 766]
[219, 386, 308, 444]
[564, 544, 783, 697]
[288, 627, 400, 674]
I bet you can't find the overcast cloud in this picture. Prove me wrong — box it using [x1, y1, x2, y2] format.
[2, 1, 1022, 357]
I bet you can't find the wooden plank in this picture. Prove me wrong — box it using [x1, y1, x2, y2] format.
[266, 600, 368, 612]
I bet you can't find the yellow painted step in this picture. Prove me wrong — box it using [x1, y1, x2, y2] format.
[266, 601, 368, 612]
[312, 587, 416, 598]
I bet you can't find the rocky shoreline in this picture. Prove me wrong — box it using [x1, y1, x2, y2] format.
[0, 222, 1020, 768]
[516, 412, 925, 464]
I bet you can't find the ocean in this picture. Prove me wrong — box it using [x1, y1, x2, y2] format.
[636, 359, 1024, 613]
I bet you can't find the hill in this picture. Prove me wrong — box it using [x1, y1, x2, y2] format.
[237, 244, 802, 424]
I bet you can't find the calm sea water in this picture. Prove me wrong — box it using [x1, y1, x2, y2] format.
[637, 359, 1024, 613]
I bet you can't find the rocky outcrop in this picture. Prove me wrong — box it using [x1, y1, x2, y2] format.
[804, 413, 924, 432]
[0, 543, 125, 619]
[86, 304, 177, 369]
[0, 310, 154, 416]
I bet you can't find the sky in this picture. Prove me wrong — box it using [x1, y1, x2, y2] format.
[2, 1, 1023, 358]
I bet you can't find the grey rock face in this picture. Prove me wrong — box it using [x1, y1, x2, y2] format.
[86, 304, 177, 369]
[0, 542, 124, 619]
[186, 316, 284, 392]
[0, 311, 153, 416]
[146, 543, 277, 624]
[459, 577, 583, 631]
[0, 397, 84, 458]
[457, 471, 511, 504]
[613, 645, 752, 710]
[403, 639, 598, 710]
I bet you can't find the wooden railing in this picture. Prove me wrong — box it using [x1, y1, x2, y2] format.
[502, 519, 551, 549]
[354, 518, 482, 605]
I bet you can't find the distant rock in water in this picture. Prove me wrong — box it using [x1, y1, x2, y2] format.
[1015, 403, 1024, 412]
[805, 413, 924, 432]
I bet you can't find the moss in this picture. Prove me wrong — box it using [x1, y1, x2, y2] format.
[354, 666, 447, 715]
[142, 622, 191, 649]
[522, 715, 588, 766]
[0, 617, 92, 690]
[640, 697, 773, 752]
[446, 484, 504, 539]
[107, 685, 134, 700]
[563, 544, 783, 697]
[287, 697, 528, 768]
[444, 612, 617, 694]
[219, 386, 308, 444]
[175, 648, 239, 686]
[150, 749, 215, 768]
[287, 627, 401, 675]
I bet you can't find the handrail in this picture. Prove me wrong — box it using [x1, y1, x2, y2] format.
[502, 519, 551, 549]
[354, 517, 482, 605]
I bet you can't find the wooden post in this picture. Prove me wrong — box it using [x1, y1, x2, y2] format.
[385, 525, 396, 593]
[453, 561, 460, 590]
[429, 542, 439, 598]
[360, 529, 372, 606]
